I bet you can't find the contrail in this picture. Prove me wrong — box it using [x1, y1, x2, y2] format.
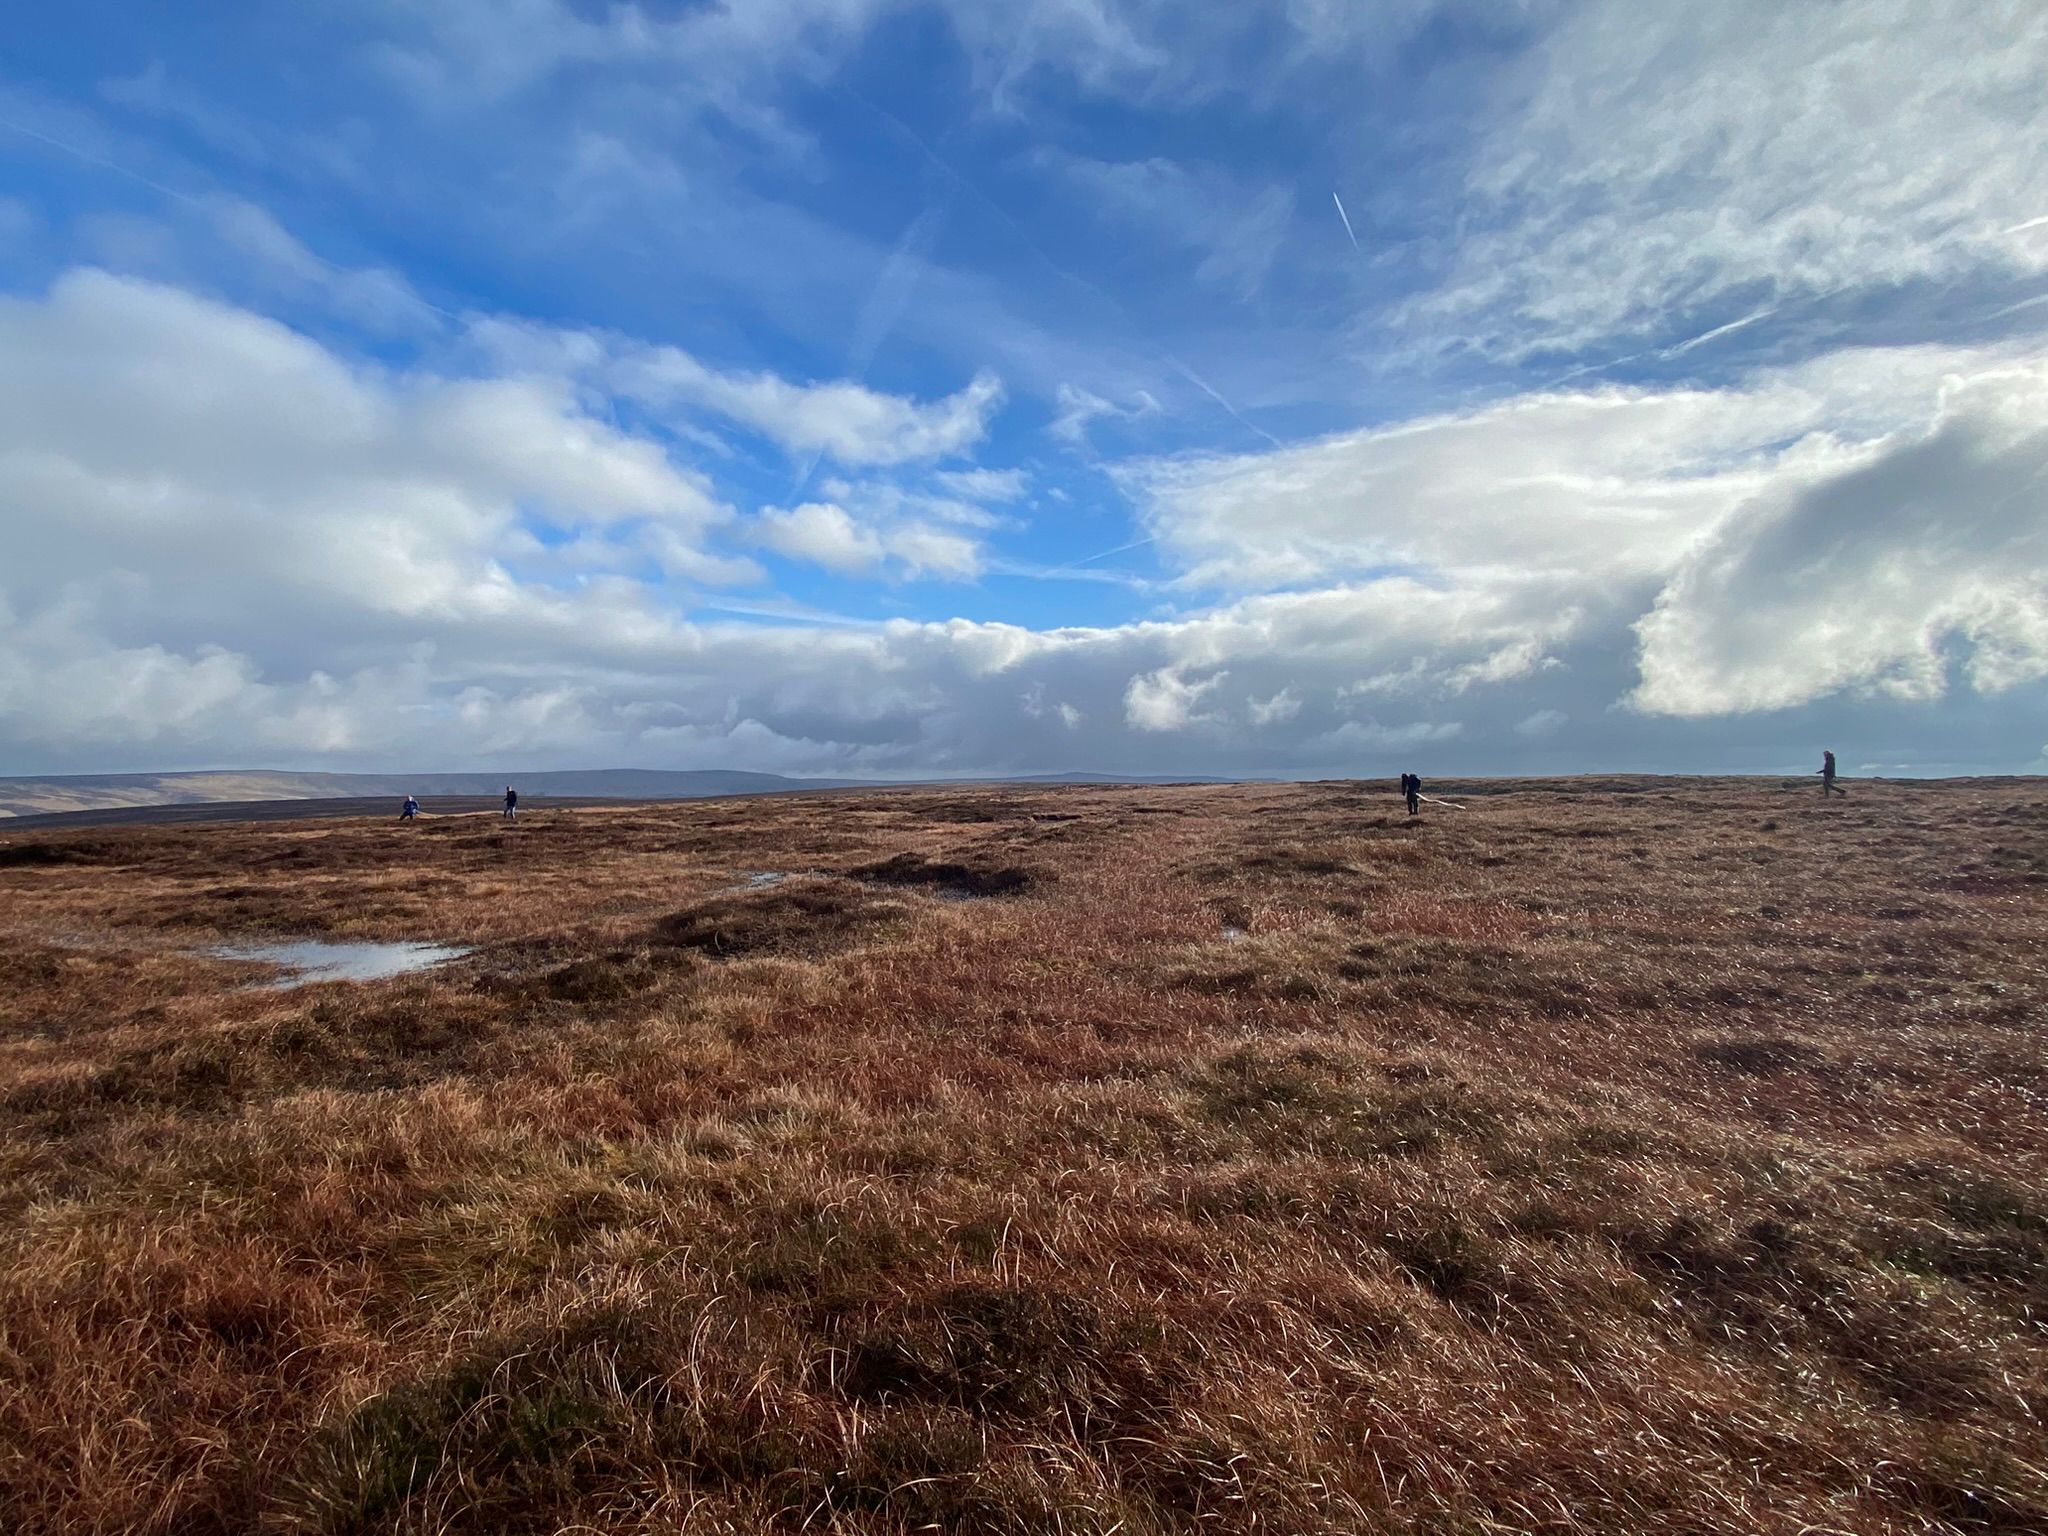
[2000, 214, 2048, 236]
[2, 116, 464, 330]
[1540, 303, 1777, 389]
[0, 116, 201, 206]
[1171, 359, 1282, 448]
[1659, 304, 1777, 358]
[1985, 291, 2048, 321]
[1332, 191, 1359, 250]
[790, 202, 947, 499]
[839, 85, 1282, 453]
[1051, 532, 1157, 573]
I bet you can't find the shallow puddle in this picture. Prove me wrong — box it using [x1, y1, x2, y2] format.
[714, 870, 790, 895]
[210, 939, 473, 987]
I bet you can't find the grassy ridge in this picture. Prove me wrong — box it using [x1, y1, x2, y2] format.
[1, 780, 2044, 1533]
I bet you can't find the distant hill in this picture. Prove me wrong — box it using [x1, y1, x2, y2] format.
[0, 768, 867, 819]
[0, 767, 1249, 819]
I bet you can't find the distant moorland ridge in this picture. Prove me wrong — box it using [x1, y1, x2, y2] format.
[0, 769, 861, 818]
[0, 767, 1247, 819]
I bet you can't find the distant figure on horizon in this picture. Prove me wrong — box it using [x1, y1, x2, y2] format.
[400, 795, 419, 821]
[503, 785, 519, 820]
[1818, 751, 1847, 798]
[1403, 772, 1422, 816]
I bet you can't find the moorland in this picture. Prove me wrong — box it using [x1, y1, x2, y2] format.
[1, 777, 2044, 1534]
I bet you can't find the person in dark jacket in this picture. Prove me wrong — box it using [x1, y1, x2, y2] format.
[503, 786, 519, 820]
[1818, 751, 1847, 797]
[1403, 772, 1422, 816]
[400, 795, 420, 821]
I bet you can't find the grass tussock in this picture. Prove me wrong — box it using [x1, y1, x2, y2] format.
[2, 776, 2046, 1533]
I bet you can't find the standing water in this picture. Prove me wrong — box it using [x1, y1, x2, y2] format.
[209, 939, 472, 987]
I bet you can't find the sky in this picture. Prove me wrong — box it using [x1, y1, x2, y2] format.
[2, 0, 2045, 780]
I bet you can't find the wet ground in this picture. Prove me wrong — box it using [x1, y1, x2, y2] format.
[209, 938, 474, 987]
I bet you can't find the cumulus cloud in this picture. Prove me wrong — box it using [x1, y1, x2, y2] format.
[1633, 361, 2048, 714]
[1125, 665, 1225, 732]
[3, 268, 2042, 780]
[624, 355, 1004, 467]
[471, 315, 1004, 467]
[754, 502, 885, 574]
[0, 270, 741, 754]
[1123, 345, 2015, 594]
[753, 499, 984, 582]
[1248, 687, 1302, 727]
[1128, 339, 2048, 729]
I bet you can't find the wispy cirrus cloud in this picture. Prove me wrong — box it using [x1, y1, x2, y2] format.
[1414, 0, 2048, 359]
[1042, 150, 1298, 299]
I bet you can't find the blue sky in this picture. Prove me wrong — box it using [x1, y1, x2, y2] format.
[2, 0, 2046, 778]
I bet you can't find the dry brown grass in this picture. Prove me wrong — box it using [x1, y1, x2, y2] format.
[1, 776, 2045, 1534]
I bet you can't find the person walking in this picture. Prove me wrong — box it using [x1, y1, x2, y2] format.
[1404, 772, 1422, 817]
[400, 794, 420, 821]
[1818, 751, 1847, 798]
[503, 785, 519, 820]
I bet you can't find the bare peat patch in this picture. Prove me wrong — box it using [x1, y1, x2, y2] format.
[657, 878, 909, 957]
[849, 852, 1039, 899]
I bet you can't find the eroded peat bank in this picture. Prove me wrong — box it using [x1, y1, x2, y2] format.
[1, 778, 2044, 1534]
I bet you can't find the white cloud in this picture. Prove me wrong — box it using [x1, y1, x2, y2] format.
[1129, 338, 2048, 724]
[884, 522, 983, 581]
[624, 354, 1004, 467]
[1050, 382, 1161, 445]
[932, 466, 1029, 502]
[755, 502, 884, 574]
[1419, 0, 2048, 356]
[3, 269, 2043, 780]
[0, 271, 748, 752]
[471, 315, 1004, 467]
[1125, 665, 1225, 731]
[1248, 686, 1302, 726]
[1632, 360, 2048, 715]
[753, 501, 983, 581]
[1127, 342, 2022, 591]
